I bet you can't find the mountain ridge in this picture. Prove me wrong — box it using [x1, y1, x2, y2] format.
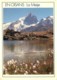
[3, 13, 53, 32]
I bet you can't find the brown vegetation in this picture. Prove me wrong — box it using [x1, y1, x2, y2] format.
[3, 53, 53, 74]
[3, 29, 53, 40]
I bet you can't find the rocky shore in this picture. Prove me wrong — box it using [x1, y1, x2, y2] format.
[3, 29, 53, 40]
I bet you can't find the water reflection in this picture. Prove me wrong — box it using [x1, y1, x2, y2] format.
[4, 40, 53, 63]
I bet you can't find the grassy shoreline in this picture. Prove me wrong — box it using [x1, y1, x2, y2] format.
[3, 52, 53, 75]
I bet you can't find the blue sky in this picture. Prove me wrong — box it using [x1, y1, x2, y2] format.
[3, 8, 53, 23]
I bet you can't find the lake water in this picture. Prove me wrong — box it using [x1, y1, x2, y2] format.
[3, 39, 53, 64]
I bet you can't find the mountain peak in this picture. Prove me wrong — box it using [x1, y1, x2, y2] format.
[27, 13, 32, 17]
[3, 15, 53, 32]
[24, 13, 38, 25]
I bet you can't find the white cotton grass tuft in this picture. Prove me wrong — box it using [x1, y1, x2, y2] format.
[36, 60, 40, 64]
[33, 70, 38, 74]
[33, 64, 36, 69]
[43, 61, 46, 65]
[7, 59, 17, 65]
[24, 71, 28, 74]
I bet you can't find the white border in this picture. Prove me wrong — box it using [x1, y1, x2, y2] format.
[2, 2, 54, 77]
[0, 0, 57, 80]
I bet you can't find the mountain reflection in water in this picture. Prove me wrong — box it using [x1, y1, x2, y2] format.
[4, 39, 53, 63]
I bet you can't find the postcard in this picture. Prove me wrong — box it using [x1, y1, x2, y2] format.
[0, 0, 57, 80]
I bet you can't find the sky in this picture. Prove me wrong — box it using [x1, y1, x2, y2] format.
[3, 8, 53, 23]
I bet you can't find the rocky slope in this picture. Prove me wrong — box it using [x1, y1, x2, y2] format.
[3, 29, 53, 40]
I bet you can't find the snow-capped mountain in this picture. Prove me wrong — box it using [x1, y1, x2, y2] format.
[24, 13, 38, 25]
[4, 13, 38, 31]
[3, 22, 11, 30]
[38, 16, 53, 27]
[21, 16, 53, 32]
[3, 13, 53, 32]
